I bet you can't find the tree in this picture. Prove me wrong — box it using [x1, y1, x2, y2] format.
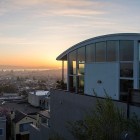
[56, 80, 67, 90]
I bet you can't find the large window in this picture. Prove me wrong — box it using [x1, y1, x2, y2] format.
[78, 64, 84, 75]
[69, 50, 77, 75]
[77, 47, 85, 75]
[69, 76, 76, 92]
[120, 79, 133, 101]
[68, 47, 85, 93]
[96, 42, 106, 62]
[77, 47, 85, 63]
[119, 40, 134, 100]
[120, 40, 134, 61]
[139, 41, 140, 79]
[67, 39, 136, 97]
[78, 76, 84, 93]
[120, 63, 133, 77]
[107, 41, 118, 61]
[120, 80, 133, 92]
[86, 44, 95, 62]
[0, 129, 3, 136]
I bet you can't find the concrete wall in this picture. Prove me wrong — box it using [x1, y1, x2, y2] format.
[29, 124, 50, 140]
[50, 89, 140, 140]
[0, 117, 6, 140]
[50, 89, 126, 139]
[28, 93, 40, 107]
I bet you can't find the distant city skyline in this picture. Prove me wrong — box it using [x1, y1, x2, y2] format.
[0, 0, 140, 68]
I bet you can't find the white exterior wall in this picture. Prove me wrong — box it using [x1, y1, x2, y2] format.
[28, 91, 49, 107]
[28, 93, 41, 107]
[85, 63, 119, 100]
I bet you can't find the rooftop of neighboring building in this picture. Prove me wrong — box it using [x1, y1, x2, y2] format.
[38, 110, 50, 119]
[12, 110, 26, 123]
[29, 90, 50, 96]
[1, 101, 40, 114]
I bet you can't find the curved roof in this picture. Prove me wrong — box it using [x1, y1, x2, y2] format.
[56, 33, 140, 60]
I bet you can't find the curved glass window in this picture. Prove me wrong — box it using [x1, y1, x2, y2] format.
[69, 50, 77, 75]
[77, 47, 85, 63]
[139, 41, 140, 78]
[120, 40, 134, 61]
[86, 44, 95, 62]
[107, 41, 118, 61]
[78, 64, 84, 75]
[78, 76, 84, 93]
[96, 42, 106, 62]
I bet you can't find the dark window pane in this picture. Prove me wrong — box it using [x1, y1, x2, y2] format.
[120, 79, 133, 92]
[69, 50, 76, 75]
[0, 129, 3, 135]
[77, 47, 85, 63]
[139, 62, 140, 79]
[20, 122, 32, 132]
[120, 40, 134, 61]
[120, 63, 133, 77]
[78, 76, 84, 93]
[139, 42, 140, 78]
[107, 41, 118, 61]
[69, 76, 76, 92]
[78, 64, 84, 75]
[96, 42, 106, 62]
[120, 80, 133, 101]
[139, 41, 140, 61]
[86, 44, 95, 62]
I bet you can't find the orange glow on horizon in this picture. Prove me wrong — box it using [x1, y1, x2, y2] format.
[0, 57, 62, 69]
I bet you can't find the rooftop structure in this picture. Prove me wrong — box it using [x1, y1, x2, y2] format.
[28, 90, 50, 107]
[29, 90, 50, 96]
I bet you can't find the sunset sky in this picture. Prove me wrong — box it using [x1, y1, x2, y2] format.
[0, 0, 140, 69]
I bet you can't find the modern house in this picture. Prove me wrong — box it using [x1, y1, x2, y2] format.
[57, 33, 140, 100]
[50, 33, 140, 139]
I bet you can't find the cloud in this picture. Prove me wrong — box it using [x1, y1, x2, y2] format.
[0, 37, 27, 45]
[52, 9, 105, 16]
[0, 0, 107, 15]
[0, 9, 7, 16]
[10, 0, 102, 7]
